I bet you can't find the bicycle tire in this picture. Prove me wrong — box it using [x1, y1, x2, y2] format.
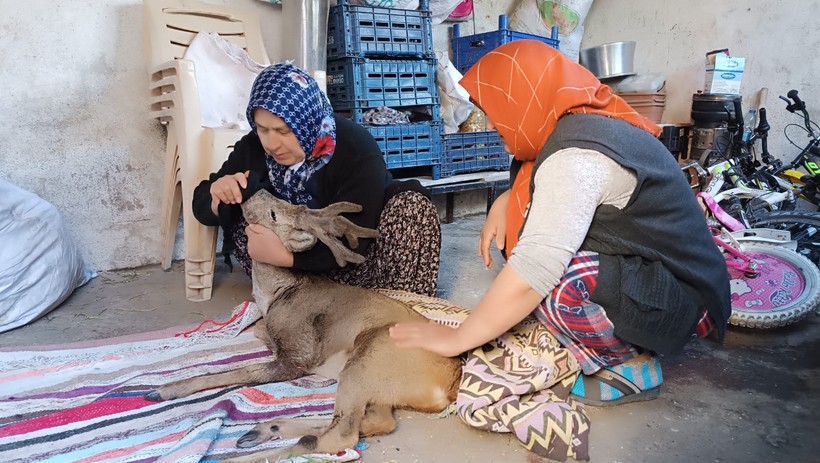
[727, 242, 820, 329]
[748, 211, 820, 264]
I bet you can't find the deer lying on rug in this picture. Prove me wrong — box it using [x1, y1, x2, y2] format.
[146, 189, 461, 463]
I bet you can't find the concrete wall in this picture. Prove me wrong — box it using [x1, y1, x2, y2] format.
[1, 0, 817, 272]
[0, 0, 285, 271]
[581, 0, 820, 156]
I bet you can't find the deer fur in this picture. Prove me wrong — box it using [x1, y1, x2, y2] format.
[146, 189, 461, 463]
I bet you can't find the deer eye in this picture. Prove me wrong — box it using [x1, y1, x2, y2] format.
[269, 210, 276, 222]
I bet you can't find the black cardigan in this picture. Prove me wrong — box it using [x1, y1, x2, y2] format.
[192, 115, 392, 272]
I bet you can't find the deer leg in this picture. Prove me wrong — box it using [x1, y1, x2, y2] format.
[224, 377, 368, 463]
[235, 394, 394, 449]
[145, 360, 302, 401]
[247, 362, 369, 460]
[236, 417, 332, 448]
[360, 403, 396, 436]
[252, 320, 270, 344]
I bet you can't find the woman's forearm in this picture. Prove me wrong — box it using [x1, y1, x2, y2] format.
[452, 264, 544, 352]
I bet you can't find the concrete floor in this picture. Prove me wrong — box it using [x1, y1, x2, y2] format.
[3, 214, 820, 463]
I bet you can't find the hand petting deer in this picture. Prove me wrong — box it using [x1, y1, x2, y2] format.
[146, 189, 461, 463]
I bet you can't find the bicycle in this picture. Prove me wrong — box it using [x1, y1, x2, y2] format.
[688, 91, 820, 264]
[698, 190, 820, 328]
[696, 96, 802, 215]
[690, 158, 820, 265]
[766, 89, 820, 204]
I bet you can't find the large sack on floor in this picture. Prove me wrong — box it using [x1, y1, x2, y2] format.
[0, 178, 96, 333]
[509, 0, 595, 63]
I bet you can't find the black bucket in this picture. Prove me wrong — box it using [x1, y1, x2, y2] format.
[690, 93, 741, 164]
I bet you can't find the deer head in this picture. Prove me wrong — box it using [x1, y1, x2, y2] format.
[241, 189, 379, 267]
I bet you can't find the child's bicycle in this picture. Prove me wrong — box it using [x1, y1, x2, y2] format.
[768, 89, 820, 203]
[698, 190, 820, 328]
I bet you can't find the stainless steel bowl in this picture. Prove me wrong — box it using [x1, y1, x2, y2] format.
[579, 41, 636, 80]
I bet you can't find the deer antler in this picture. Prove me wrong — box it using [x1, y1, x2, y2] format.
[242, 190, 379, 267]
[294, 202, 380, 267]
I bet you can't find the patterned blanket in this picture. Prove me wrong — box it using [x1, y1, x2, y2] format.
[1, 293, 590, 462]
[0, 302, 358, 463]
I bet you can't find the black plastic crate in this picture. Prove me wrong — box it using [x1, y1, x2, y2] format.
[437, 130, 511, 178]
[327, 57, 438, 111]
[367, 121, 442, 172]
[327, 0, 434, 60]
[659, 124, 689, 154]
[452, 15, 559, 75]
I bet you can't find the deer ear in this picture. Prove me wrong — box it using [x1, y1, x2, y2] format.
[283, 230, 317, 252]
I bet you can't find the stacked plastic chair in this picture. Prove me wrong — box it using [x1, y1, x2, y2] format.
[144, 0, 270, 301]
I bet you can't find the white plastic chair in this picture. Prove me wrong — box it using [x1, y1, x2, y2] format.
[144, 0, 270, 301]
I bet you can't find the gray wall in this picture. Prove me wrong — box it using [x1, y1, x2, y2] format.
[582, 0, 820, 149]
[1, 0, 817, 272]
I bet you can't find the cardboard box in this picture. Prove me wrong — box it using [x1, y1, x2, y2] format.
[704, 51, 745, 94]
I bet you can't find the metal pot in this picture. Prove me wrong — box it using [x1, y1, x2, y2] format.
[579, 41, 636, 80]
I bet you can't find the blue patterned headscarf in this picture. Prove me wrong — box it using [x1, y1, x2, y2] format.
[247, 63, 336, 206]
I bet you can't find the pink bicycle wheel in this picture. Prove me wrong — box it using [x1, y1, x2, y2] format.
[727, 243, 820, 328]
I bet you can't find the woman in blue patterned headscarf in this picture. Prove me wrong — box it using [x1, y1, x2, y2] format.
[192, 63, 442, 296]
[246, 63, 336, 207]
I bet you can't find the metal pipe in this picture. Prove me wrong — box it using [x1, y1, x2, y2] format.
[281, 0, 330, 74]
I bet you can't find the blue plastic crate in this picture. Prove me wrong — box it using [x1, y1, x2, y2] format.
[452, 15, 560, 75]
[368, 121, 442, 170]
[438, 131, 511, 178]
[327, 0, 434, 60]
[327, 58, 438, 111]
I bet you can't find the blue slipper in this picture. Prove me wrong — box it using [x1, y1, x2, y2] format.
[570, 355, 662, 407]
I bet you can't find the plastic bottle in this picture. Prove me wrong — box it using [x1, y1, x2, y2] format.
[742, 108, 757, 142]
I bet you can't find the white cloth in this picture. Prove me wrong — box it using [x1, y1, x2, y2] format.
[184, 32, 266, 130]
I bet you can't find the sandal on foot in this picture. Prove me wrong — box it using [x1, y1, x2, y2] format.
[570, 355, 662, 407]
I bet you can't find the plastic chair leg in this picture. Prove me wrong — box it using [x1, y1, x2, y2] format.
[180, 181, 218, 302]
[160, 132, 182, 270]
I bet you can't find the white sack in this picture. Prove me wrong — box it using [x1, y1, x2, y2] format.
[509, 0, 595, 63]
[436, 51, 475, 133]
[0, 179, 96, 333]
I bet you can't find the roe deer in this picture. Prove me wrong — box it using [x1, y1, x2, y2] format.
[146, 189, 461, 462]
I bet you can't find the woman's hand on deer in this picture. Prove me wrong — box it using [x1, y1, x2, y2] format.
[479, 189, 510, 268]
[389, 321, 466, 358]
[210, 171, 251, 214]
[246, 223, 294, 267]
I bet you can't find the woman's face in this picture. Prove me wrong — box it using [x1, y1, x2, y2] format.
[253, 108, 307, 166]
[485, 118, 512, 154]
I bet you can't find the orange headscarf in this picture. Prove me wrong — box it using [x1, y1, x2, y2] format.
[459, 40, 662, 253]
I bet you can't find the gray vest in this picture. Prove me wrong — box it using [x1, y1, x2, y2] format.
[520, 114, 730, 355]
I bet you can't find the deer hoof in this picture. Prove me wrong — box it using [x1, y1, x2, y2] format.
[236, 430, 263, 448]
[144, 390, 164, 402]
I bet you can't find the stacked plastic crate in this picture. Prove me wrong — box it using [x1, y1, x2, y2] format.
[441, 15, 560, 178]
[326, 0, 441, 177]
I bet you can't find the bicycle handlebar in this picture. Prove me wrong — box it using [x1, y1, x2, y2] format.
[732, 97, 744, 154]
[756, 107, 775, 165]
[782, 89, 808, 114]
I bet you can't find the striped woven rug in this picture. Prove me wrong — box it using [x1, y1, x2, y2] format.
[0, 302, 359, 463]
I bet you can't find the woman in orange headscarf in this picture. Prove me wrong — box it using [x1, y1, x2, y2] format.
[391, 40, 730, 406]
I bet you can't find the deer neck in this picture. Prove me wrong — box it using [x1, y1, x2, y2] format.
[251, 261, 307, 317]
